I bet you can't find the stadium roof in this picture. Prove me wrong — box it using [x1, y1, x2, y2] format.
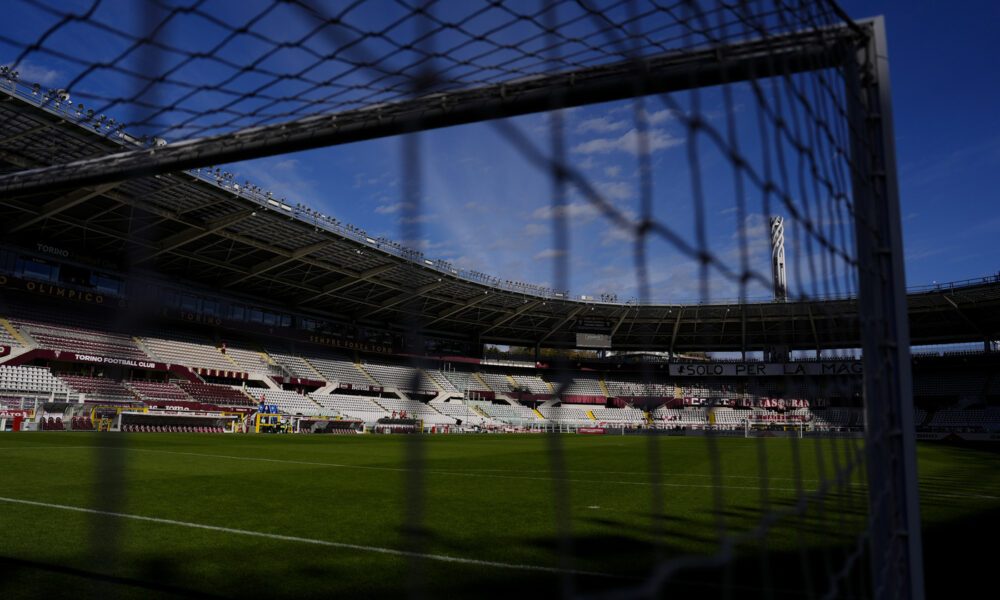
[2, 68, 999, 354]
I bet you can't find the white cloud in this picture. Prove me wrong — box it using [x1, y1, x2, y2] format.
[534, 249, 569, 260]
[464, 201, 490, 212]
[375, 201, 415, 214]
[530, 201, 601, 222]
[733, 213, 770, 243]
[522, 223, 549, 237]
[14, 61, 61, 86]
[600, 224, 638, 247]
[642, 108, 676, 125]
[571, 128, 684, 156]
[595, 181, 633, 202]
[271, 159, 300, 171]
[604, 166, 621, 178]
[577, 116, 629, 133]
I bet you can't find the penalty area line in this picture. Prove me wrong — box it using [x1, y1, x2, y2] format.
[0, 495, 623, 579]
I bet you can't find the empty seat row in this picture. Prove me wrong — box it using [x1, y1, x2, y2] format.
[304, 354, 373, 387]
[0, 365, 74, 395]
[311, 394, 387, 422]
[140, 333, 238, 372]
[125, 380, 191, 401]
[177, 381, 254, 406]
[245, 388, 323, 415]
[359, 360, 437, 393]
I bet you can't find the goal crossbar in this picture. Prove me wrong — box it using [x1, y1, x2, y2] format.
[0, 24, 863, 197]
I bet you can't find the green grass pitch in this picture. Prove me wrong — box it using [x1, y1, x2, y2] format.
[0, 433, 996, 599]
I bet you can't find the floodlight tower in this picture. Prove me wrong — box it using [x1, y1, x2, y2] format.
[770, 216, 787, 302]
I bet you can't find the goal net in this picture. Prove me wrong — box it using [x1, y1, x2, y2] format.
[0, 1, 921, 598]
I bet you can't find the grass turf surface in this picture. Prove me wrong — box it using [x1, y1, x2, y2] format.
[0, 433, 996, 599]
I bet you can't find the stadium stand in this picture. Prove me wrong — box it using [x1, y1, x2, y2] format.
[423, 368, 461, 395]
[372, 397, 455, 425]
[537, 404, 594, 426]
[310, 394, 388, 422]
[430, 399, 502, 426]
[263, 345, 324, 380]
[554, 375, 605, 397]
[809, 408, 862, 429]
[0, 365, 74, 397]
[927, 408, 1000, 430]
[359, 359, 438, 395]
[510, 372, 551, 394]
[219, 342, 274, 375]
[591, 406, 647, 425]
[604, 376, 675, 399]
[651, 407, 709, 425]
[913, 375, 987, 397]
[59, 375, 136, 403]
[440, 369, 490, 395]
[140, 331, 240, 371]
[10, 319, 150, 360]
[1, 294, 996, 437]
[244, 388, 325, 415]
[472, 400, 543, 424]
[0, 321, 22, 348]
[124, 380, 190, 402]
[710, 408, 747, 425]
[302, 352, 373, 387]
[177, 381, 254, 407]
[477, 369, 517, 394]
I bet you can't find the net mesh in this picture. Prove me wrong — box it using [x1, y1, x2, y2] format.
[3, 0, 852, 142]
[0, 1, 921, 599]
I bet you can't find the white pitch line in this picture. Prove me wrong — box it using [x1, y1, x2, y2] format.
[0, 495, 620, 579]
[0, 445, 99, 451]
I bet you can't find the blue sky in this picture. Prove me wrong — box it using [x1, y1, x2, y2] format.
[3, 1, 998, 303]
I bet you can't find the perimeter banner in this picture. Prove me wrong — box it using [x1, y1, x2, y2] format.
[668, 361, 862, 377]
[306, 334, 393, 355]
[0, 345, 9, 357]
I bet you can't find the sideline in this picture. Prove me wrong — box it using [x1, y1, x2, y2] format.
[0, 495, 622, 579]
